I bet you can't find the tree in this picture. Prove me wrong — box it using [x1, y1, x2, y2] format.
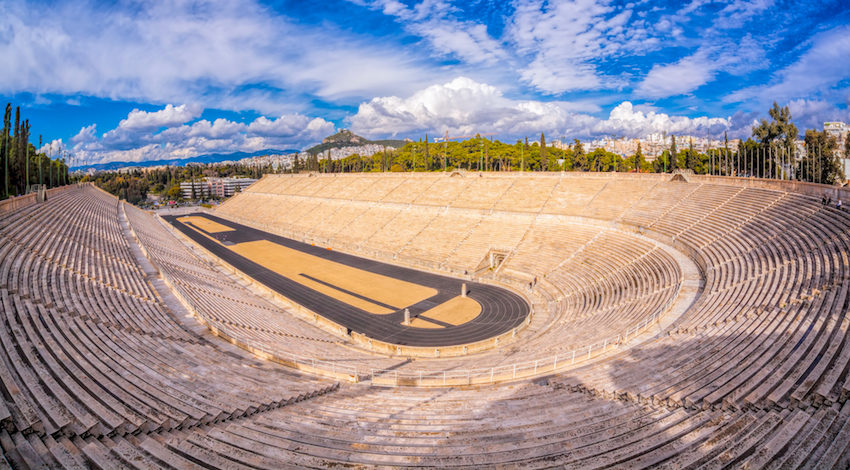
[634, 142, 645, 173]
[572, 139, 587, 171]
[540, 133, 547, 172]
[424, 135, 430, 169]
[166, 185, 182, 200]
[753, 101, 798, 149]
[800, 129, 844, 184]
[752, 101, 798, 179]
[2, 104, 9, 197]
[845, 132, 850, 159]
[686, 138, 699, 172]
[668, 135, 678, 172]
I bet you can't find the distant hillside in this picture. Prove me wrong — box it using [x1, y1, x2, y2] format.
[72, 148, 298, 171]
[306, 129, 408, 155]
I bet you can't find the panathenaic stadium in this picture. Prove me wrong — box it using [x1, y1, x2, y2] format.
[2, 171, 850, 469]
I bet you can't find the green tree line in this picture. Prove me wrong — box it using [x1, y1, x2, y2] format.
[299, 103, 846, 185]
[85, 102, 850, 207]
[1, 103, 72, 200]
[91, 163, 272, 204]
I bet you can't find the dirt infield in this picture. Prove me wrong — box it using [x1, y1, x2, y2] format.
[177, 216, 235, 233]
[408, 296, 482, 328]
[164, 212, 529, 347]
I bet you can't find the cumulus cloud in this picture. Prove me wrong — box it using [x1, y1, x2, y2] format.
[69, 104, 335, 165]
[170, 119, 248, 140]
[39, 139, 68, 156]
[70, 124, 98, 145]
[591, 102, 732, 137]
[349, 77, 735, 140]
[0, 0, 442, 115]
[118, 104, 203, 132]
[786, 99, 850, 131]
[349, 77, 594, 136]
[247, 115, 334, 139]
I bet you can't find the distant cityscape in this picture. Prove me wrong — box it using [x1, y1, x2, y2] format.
[79, 121, 849, 178]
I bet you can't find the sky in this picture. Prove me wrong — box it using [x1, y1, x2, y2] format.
[2, 0, 850, 165]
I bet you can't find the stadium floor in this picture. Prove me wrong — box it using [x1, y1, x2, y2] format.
[163, 213, 529, 347]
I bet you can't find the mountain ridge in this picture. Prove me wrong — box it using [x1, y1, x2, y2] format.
[72, 148, 298, 171]
[306, 129, 408, 155]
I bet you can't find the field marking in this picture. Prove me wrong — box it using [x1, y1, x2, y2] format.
[418, 295, 482, 326]
[177, 216, 235, 234]
[407, 317, 444, 329]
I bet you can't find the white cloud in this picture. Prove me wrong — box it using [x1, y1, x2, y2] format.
[715, 0, 775, 29]
[0, 0, 442, 115]
[637, 54, 715, 98]
[119, 104, 203, 132]
[69, 104, 335, 165]
[590, 101, 731, 137]
[70, 124, 97, 145]
[786, 99, 850, 131]
[348, 76, 734, 140]
[637, 35, 768, 99]
[509, 0, 657, 94]
[248, 115, 335, 139]
[725, 25, 850, 104]
[39, 139, 67, 156]
[349, 0, 507, 64]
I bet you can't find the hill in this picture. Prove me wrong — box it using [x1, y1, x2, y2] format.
[306, 129, 408, 155]
[72, 148, 299, 171]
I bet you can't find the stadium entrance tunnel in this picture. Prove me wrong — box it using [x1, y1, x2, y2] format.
[163, 213, 531, 354]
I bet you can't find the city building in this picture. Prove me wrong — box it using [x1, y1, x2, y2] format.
[179, 177, 258, 199]
[825, 122, 847, 144]
[825, 123, 849, 179]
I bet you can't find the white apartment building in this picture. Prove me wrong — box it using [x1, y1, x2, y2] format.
[180, 177, 258, 199]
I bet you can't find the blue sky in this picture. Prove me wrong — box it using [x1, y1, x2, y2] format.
[2, 0, 849, 164]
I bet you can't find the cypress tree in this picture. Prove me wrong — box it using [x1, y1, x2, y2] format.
[669, 135, 678, 172]
[23, 120, 30, 190]
[540, 133, 547, 172]
[687, 138, 698, 171]
[13, 107, 20, 194]
[424, 135, 430, 170]
[3, 104, 10, 197]
[634, 142, 644, 173]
